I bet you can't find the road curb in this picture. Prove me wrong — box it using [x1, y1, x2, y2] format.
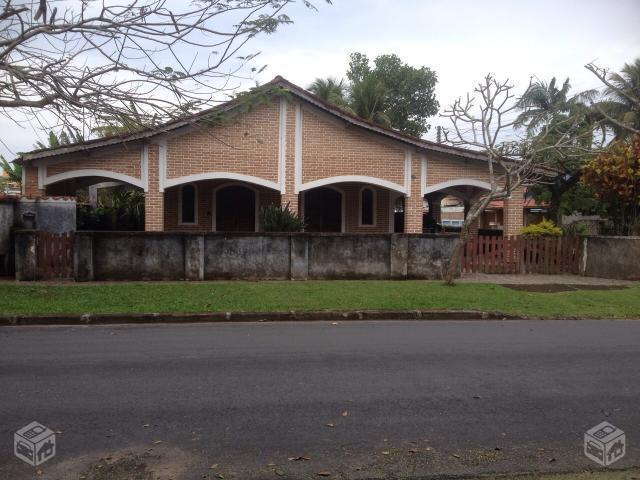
[0, 309, 526, 326]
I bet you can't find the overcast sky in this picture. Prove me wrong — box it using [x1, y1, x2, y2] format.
[2, 0, 639, 159]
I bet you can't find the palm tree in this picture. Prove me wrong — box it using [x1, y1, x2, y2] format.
[515, 77, 572, 134]
[1, 155, 21, 182]
[34, 129, 83, 150]
[348, 76, 391, 128]
[595, 58, 640, 140]
[308, 77, 347, 106]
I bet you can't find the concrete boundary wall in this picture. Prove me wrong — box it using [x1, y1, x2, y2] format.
[580, 236, 640, 281]
[67, 232, 458, 281]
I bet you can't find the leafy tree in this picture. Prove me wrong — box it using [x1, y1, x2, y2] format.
[310, 52, 438, 137]
[364, 54, 439, 137]
[581, 135, 640, 235]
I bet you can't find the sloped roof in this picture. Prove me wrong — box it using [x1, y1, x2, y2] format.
[18, 76, 495, 164]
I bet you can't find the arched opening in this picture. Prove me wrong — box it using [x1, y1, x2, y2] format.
[359, 187, 376, 226]
[304, 187, 343, 232]
[45, 176, 144, 231]
[179, 184, 197, 225]
[214, 184, 257, 232]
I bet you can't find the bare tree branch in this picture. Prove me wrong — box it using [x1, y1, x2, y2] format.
[0, 0, 328, 136]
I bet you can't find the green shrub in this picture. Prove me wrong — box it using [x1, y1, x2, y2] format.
[261, 203, 305, 232]
[520, 218, 563, 237]
[561, 221, 591, 236]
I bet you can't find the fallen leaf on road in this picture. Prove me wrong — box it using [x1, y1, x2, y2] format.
[143, 424, 150, 428]
[341, 411, 348, 417]
[153, 440, 163, 444]
[317, 472, 331, 477]
[326, 423, 335, 428]
[275, 468, 285, 476]
[472, 395, 482, 399]
[288, 456, 310, 461]
[381, 451, 390, 455]
[408, 448, 418, 454]
[548, 457, 557, 463]
[331, 322, 338, 325]
[267, 463, 276, 467]
[209, 464, 218, 470]
[452, 454, 460, 459]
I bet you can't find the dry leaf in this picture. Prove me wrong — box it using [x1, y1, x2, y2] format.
[143, 424, 150, 428]
[153, 440, 162, 444]
[381, 451, 390, 455]
[408, 448, 418, 454]
[452, 453, 460, 458]
[317, 472, 331, 477]
[209, 464, 219, 470]
[341, 411, 348, 417]
[326, 423, 335, 428]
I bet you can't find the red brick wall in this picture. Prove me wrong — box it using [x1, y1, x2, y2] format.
[46, 145, 142, 179]
[301, 108, 406, 186]
[165, 102, 280, 184]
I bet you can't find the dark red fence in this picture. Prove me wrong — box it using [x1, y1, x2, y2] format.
[462, 235, 582, 274]
[37, 232, 74, 279]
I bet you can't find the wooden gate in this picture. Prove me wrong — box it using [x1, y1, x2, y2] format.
[38, 232, 74, 279]
[462, 235, 582, 274]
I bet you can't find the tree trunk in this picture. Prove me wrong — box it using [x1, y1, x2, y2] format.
[444, 195, 494, 285]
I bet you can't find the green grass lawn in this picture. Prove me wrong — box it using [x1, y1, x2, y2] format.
[1, 281, 639, 318]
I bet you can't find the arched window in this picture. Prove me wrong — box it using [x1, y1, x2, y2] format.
[359, 187, 375, 226]
[179, 184, 197, 224]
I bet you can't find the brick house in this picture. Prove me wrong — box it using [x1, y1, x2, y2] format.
[17, 76, 525, 235]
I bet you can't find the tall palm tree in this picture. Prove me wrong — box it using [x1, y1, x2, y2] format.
[348, 76, 391, 128]
[308, 77, 347, 106]
[596, 58, 640, 140]
[34, 129, 83, 150]
[515, 77, 572, 134]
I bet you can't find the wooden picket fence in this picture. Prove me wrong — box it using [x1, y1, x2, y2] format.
[37, 231, 74, 279]
[461, 235, 582, 274]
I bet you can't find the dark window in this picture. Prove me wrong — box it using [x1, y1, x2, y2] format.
[181, 184, 196, 224]
[361, 188, 374, 225]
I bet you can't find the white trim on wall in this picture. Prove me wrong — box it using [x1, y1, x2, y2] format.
[178, 183, 198, 225]
[158, 138, 167, 192]
[420, 155, 427, 197]
[165, 172, 279, 191]
[141, 145, 149, 192]
[294, 103, 303, 193]
[278, 98, 287, 193]
[43, 169, 144, 188]
[211, 182, 260, 232]
[299, 175, 406, 194]
[424, 178, 492, 195]
[358, 185, 377, 227]
[404, 150, 412, 197]
[37, 164, 46, 190]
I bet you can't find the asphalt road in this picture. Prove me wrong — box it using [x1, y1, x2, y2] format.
[1, 320, 639, 479]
